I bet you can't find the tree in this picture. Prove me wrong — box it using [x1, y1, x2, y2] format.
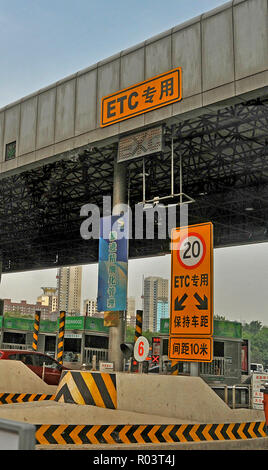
[125, 326, 156, 344]
[243, 320, 262, 335]
[214, 315, 227, 321]
[242, 322, 268, 365]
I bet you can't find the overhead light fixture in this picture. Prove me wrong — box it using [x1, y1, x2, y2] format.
[137, 130, 195, 208]
[245, 207, 254, 211]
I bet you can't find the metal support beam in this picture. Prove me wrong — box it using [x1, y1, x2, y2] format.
[108, 154, 127, 371]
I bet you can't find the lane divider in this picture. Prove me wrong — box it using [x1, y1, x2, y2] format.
[0, 393, 55, 405]
[35, 421, 267, 445]
[54, 371, 117, 409]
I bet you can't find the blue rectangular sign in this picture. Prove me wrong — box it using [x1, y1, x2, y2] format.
[97, 214, 128, 312]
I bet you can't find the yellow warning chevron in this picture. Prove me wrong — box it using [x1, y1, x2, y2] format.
[5, 394, 15, 404]
[189, 424, 201, 441]
[237, 422, 247, 440]
[214, 423, 225, 440]
[226, 422, 235, 440]
[259, 422, 267, 437]
[119, 425, 132, 444]
[248, 421, 256, 438]
[86, 425, 101, 444]
[102, 425, 117, 444]
[175, 423, 188, 442]
[147, 425, 161, 443]
[69, 425, 84, 445]
[52, 425, 68, 445]
[161, 424, 175, 442]
[17, 394, 26, 403]
[133, 425, 147, 443]
[35, 425, 51, 445]
[202, 423, 214, 441]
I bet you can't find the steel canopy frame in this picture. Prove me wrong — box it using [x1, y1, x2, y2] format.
[0, 95, 267, 273]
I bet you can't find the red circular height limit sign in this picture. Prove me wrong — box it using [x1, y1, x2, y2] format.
[177, 232, 206, 269]
[134, 336, 150, 362]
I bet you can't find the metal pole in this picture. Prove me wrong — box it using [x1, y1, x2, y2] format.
[142, 158, 146, 203]
[134, 310, 143, 343]
[232, 385, 236, 409]
[224, 385, 228, 405]
[108, 155, 127, 372]
[32, 310, 41, 351]
[179, 151, 182, 205]
[57, 310, 66, 365]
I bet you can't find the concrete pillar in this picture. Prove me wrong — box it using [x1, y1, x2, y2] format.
[190, 362, 199, 377]
[108, 155, 127, 371]
[81, 331, 85, 364]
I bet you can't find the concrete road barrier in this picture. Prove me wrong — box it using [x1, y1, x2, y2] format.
[55, 370, 117, 408]
[0, 361, 57, 395]
[54, 370, 265, 424]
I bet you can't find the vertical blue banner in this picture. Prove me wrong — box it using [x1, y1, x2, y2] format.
[97, 214, 128, 312]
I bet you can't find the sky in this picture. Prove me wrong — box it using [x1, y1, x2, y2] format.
[0, 0, 267, 326]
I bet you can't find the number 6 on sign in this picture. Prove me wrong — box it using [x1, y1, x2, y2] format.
[134, 336, 150, 362]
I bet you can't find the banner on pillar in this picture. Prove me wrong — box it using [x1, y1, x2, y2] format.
[97, 214, 128, 312]
[103, 311, 120, 327]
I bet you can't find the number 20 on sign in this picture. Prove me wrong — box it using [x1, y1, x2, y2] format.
[169, 222, 213, 362]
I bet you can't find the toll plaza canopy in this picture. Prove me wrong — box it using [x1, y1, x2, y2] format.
[0, 0, 267, 273]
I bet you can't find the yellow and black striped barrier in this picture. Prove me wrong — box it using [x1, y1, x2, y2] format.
[35, 421, 267, 445]
[170, 360, 179, 375]
[134, 310, 143, 343]
[0, 393, 55, 405]
[55, 370, 117, 409]
[32, 310, 41, 351]
[57, 310, 66, 364]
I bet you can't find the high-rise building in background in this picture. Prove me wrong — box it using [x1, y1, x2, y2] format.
[37, 287, 58, 313]
[57, 266, 82, 315]
[157, 299, 169, 331]
[143, 276, 169, 332]
[83, 299, 98, 317]
[126, 296, 136, 326]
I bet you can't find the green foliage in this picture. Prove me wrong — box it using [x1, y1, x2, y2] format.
[125, 326, 158, 344]
[4, 311, 33, 320]
[242, 321, 268, 366]
[243, 320, 262, 335]
[214, 315, 227, 321]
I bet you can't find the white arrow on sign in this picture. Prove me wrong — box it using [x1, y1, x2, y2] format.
[134, 336, 150, 362]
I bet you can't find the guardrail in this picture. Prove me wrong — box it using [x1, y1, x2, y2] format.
[211, 384, 251, 409]
[199, 356, 225, 376]
[84, 347, 108, 366]
[1, 343, 32, 350]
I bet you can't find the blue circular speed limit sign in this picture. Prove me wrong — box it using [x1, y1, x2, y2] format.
[134, 336, 150, 362]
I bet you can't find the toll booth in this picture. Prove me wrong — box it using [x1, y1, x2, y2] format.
[159, 318, 244, 386]
[0, 315, 109, 366]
